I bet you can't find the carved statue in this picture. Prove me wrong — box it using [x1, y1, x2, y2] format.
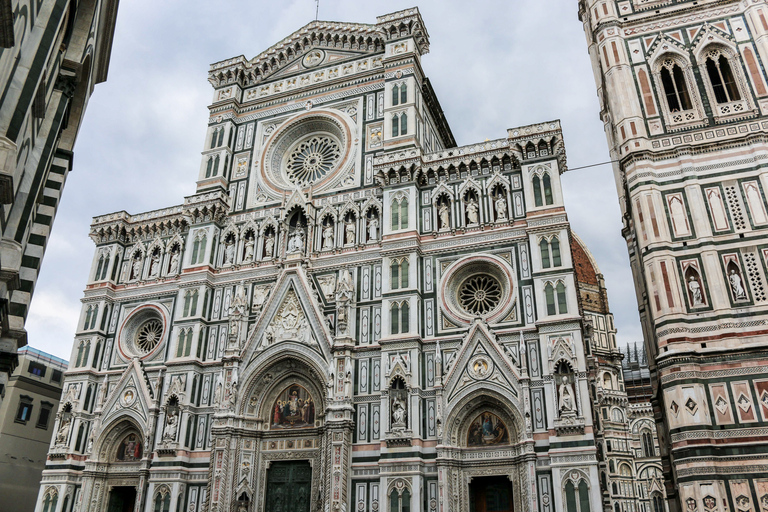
[56, 416, 71, 445]
[729, 269, 747, 300]
[264, 291, 313, 346]
[131, 256, 142, 280]
[322, 224, 334, 250]
[438, 202, 450, 231]
[162, 409, 179, 442]
[287, 227, 304, 254]
[168, 249, 180, 274]
[345, 220, 356, 245]
[368, 217, 379, 241]
[688, 275, 704, 306]
[263, 232, 275, 259]
[243, 237, 255, 262]
[149, 252, 160, 277]
[392, 395, 407, 428]
[495, 195, 508, 221]
[466, 198, 479, 225]
[558, 376, 574, 413]
[224, 239, 235, 265]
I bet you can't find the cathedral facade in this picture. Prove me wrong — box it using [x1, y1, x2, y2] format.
[38, 8, 658, 512]
[579, 0, 768, 511]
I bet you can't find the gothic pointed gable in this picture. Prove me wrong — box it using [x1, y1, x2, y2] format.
[208, 20, 385, 87]
[443, 321, 522, 404]
[100, 357, 155, 429]
[244, 267, 333, 363]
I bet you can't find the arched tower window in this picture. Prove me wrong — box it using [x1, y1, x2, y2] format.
[392, 83, 400, 106]
[659, 60, 692, 111]
[705, 49, 740, 103]
[391, 196, 408, 230]
[642, 429, 655, 458]
[390, 301, 409, 335]
[392, 114, 400, 137]
[205, 157, 213, 178]
[533, 175, 543, 206]
[540, 238, 551, 268]
[153, 488, 171, 512]
[400, 112, 408, 135]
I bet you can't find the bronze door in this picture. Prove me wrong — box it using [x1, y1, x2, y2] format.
[469, 476, 513, 512]
[265, 460, 312, 512]
[107, 486, 136, 512]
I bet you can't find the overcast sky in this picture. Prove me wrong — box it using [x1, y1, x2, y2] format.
[26, 0, 640, 361]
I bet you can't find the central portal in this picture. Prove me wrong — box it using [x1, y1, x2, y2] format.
[107, 486, 136, 512]
[265, 460, 312, 512]
[469, 476, 513, 512]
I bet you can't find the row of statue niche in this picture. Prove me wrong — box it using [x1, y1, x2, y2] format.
[554, 361, 577, 416]
[126, 245, 182, 281]
[321, 210, 379, 251]
[436, 187, 508, 232]
[685, 261, 748, 309]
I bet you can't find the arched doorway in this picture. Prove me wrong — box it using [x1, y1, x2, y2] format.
[469, 476, 513, 512]
[107, 486, 136, 512]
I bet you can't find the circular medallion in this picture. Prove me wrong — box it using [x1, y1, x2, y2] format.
[302, 49, 325, 68]
[122, 388, 136, 407]
[468, 354, 494, 380]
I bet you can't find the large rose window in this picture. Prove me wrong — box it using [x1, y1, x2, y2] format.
[285, 135, 341, 186]
[459, 275, 502, 315]
[259, 111, 354, 194]
[440, 255, 515, 325]
[136, 319, 163, 353]
[117, 305, 167, 359]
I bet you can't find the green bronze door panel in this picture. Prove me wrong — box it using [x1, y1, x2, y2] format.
[265, 460, 312, 512]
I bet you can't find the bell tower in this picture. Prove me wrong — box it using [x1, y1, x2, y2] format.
[579, 1, 768, 511]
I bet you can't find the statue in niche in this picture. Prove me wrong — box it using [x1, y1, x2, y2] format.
[322, 222, 334, 250]
[168, 248, 180, 274]
[558, 376, 574, 412]
[729, 268, 747, 300]
[148, 251, 161, 277]
[287, 227, 304, 254]
[55, 415, 71, 445]
[224, 238, 236, 265]
[368, 216, 379, 241]
[494, 193, 508, 221]
[162, 409, 179, 442]
[466, 197, 479, 225]
[687, 274, 704, 306]
[130, 255, 142, 280]
[243, 235, 255, 262]
[391, 395, 407, 429]
[345, 219, 356, 245]
[438, 200, 450, 231]
[228, 379, 238, 410]
[263, 231, 275, 259]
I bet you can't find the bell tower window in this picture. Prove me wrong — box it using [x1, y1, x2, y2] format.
[705, 51, 740, 103]
[660, 61, 692, 112]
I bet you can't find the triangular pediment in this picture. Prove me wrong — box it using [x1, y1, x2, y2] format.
[101, 358, 155, 428]
[209, 20, 386, 87]
[267, 48, 376, 82]
[443, 321, 521, 403]
[244, 268, 333, 363]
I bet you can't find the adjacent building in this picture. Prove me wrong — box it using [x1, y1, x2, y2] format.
[579, 0, 768, 510]
[0, 346, 67, 512]
[0, 0, 119, 406]
[36, 7, 663, 512]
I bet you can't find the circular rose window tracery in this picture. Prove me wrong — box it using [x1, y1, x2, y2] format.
[285, 135, 341, 186]
[116, 305, 167, 360]
[259, 111, 354, 194]
[440, 255, 515, 325]
[459, 275, 502, 315]
[136, 319, 163, 353]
